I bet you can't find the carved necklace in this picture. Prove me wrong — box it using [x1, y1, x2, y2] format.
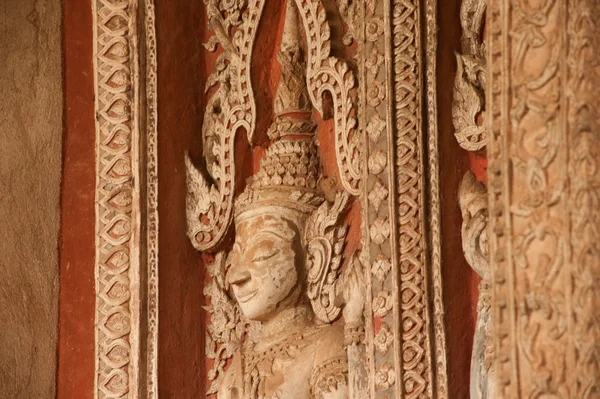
[240, 308, 323, 399]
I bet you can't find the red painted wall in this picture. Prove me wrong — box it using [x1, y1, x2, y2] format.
[154, 1, 208, 397]
[57, 0, 96, 397]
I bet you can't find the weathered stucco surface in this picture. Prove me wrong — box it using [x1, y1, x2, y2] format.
[0, 0, 62, 397]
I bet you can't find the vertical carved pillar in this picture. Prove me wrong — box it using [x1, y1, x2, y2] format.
[487, 0, 600, 397]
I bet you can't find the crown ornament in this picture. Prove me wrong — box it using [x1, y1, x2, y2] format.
[186, 0, 359, 252]
[235, 0, 326, 221]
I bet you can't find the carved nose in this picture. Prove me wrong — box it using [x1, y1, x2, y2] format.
[228, 265, 251, 286]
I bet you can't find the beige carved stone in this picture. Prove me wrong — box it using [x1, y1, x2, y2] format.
[453, 2, 495, 397]
[459, 172, 494, 399]
[487, 0, 600, 397]
[92, 0, 159, 397]
[453, 0, 487, 151]
[196, 2, 365, 397]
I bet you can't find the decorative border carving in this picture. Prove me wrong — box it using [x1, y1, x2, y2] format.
[487, 0, 600, 397]
[93, 0, 158, 397]
[359, 0, 447, 397]
[143, 0, 159, 397]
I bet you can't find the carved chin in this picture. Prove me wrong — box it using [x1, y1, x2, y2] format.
[237, 283, 297, 321]
[237, 294, 281, 321]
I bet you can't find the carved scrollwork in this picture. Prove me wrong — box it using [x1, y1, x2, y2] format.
[294, 0, 361, 196]
[458, 171, 494, 399]
[304, 191, 351, 323]
[487, 0, 600, 396]
[186, 0, 266, 252]
[453, 0, 486, 151]
[204, 251, 245, 395]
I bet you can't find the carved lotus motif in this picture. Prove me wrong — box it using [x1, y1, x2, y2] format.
[103, 68, 130, 90]
[402, 312, 424, 338]
[104, 249, 129, 274]
[104, 98, 130, 122]
[104, 126, 131, 152]
[368, 150, 387, 175]
[101, 42, 129, 62]
[373, 290, 393, 317]
[368, 180, 389, 212]
[366, 114, 386, 142]
[103, 14, 128, 32]
[369, 217, 390, 245]
[374, 322, 393, 353]
[371, 253, 391, 281]
[366, 18, 384, 42]
[367, 79, 386, 107]
[101, 309, 131, 339]
[101, 276, 131, 306]
[102, 340, 130, 369]
[107, 188, 133, 209]
[102, 217, 131, 245]
[105, 157, 132, 182]
[100, 369, 129, 397]
[375, 363, 396, 390]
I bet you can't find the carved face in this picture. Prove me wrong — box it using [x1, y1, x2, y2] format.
[227, 212, 304, 321]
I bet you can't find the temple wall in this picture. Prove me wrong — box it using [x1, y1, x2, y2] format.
[0, 0, 62, 397]
[54, 0, 480, 397]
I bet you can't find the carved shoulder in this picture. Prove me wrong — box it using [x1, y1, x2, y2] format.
[310, 324, 349, 398]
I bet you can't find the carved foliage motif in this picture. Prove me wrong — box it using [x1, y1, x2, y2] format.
[295, 0, 361, 196]
[458, 172, 493, 399]
[487, 0, 600, 397]
[186, 0, 265, 251]
[186, 0, 363, 254]
[453, 0, 487, 151]
[94, 1, 138, 398]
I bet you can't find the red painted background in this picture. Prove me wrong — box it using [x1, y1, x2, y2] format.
[58, 0, 96, 397]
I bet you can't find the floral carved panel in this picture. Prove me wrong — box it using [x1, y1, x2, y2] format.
[487, 0, 600, 397]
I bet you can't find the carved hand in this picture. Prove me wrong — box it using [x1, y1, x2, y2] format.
[340, 254, 365, 325]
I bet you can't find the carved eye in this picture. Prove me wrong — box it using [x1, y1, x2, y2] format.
[252, 248, 280, 262]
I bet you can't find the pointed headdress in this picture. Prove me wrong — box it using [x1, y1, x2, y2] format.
[234, 0, 325, 222]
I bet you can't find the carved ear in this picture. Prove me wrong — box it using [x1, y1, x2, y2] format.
[304, 192, 350, 323]
[306, 236, 334, 320]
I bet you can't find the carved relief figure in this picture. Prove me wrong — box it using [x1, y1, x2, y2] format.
[188, 1, 366, 397]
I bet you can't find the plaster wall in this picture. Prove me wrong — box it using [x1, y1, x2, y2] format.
[0, 0, 62, 397]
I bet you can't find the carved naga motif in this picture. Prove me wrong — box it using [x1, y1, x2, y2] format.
[186, 0, 265, 251]
[453, 0, 486, 151]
